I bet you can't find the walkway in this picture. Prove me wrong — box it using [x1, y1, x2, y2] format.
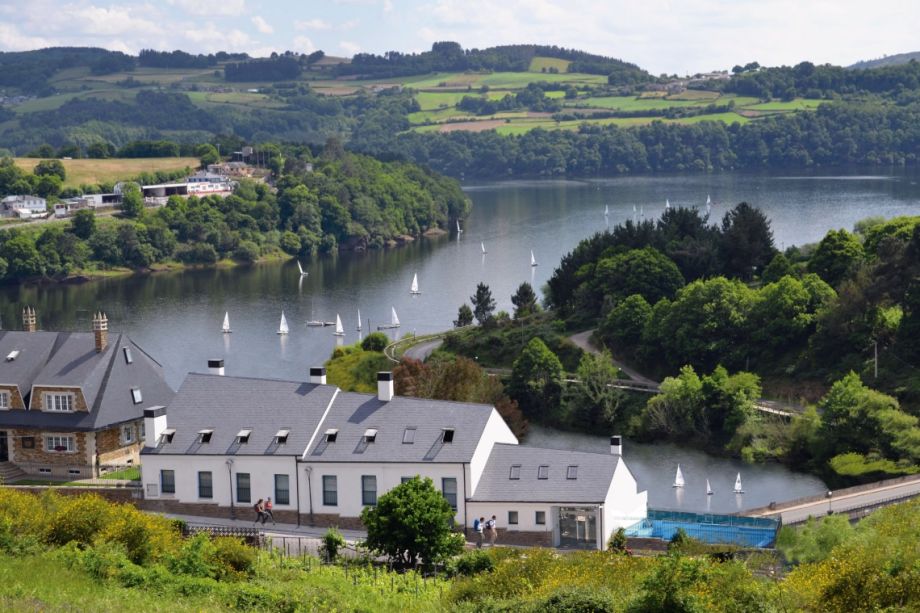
[403, 338, 444, 361]
[568, 330, 659, 387]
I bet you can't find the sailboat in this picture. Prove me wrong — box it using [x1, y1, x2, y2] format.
[640, 205, 644, 219]
[277, 311, 289, 335]
[604, 204, 609, 217]
[297, 260, 308, 277]
[356, 309, 362, 332]
[481, 241, 487, 255]
[410, 273, 421, 295]
[706, 479, 713, 496]
[306, 300, 325, 327]
[733, 472, 744, 494]
[456, 220, 463, 234]
[333, 314, 345, 337]
[673, 464, 685, 488]
[665, 198, 671, 210]
[377, 307, 401, 330]
[530, 250, 538, 267]
[221, 312, 232, 334]
[706, 194, 712, 216]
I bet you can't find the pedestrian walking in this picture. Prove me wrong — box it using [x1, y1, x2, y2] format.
[263, 496, 276, 525]
[253, 498, 265, 524]
[474, 516, 484, 548]
[487, 515, 498, 547]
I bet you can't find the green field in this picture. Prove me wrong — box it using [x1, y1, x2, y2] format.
[528, 56, 571, 72]
[13, 157, 198, 187]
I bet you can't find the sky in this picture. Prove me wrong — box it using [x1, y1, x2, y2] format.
[0, 0, 917, 75]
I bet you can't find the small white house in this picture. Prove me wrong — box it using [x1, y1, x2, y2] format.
[1, 195, 46, 217]
[141, 366, 647, 549]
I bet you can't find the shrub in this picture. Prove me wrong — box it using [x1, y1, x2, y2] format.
[607, 527, 629, 554]
[46, 493, 114, 547]
[168, 532, 219, 579]
[536, 586, 618, 612]
[361, 332, 389, 352]
[211, 536, 257, 579]
[320, 527, 346, 562]
[448, 549, 495, 577]
[233, 240, 261, 263]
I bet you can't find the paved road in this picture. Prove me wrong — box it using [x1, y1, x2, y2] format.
[568, 330, 660, 386]
[748, 476, 920, 524]
[403, 338, 444, 362]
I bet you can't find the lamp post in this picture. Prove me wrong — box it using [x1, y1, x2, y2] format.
[826, 490, 833, 515]
[226, 459, 235, 519]
[305, 466, 314, 526]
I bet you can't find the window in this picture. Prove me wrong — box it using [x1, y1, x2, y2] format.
[275, 429, 290, 444]
[442, 428, 454, 443]
[160, 429, 175, 444]
[566, 465, 578, 480]
[236, 473, 251, 503]
[442, 478, 457, 510]
[538, 465, 549, 480]
[45, 435, 75, 453]
[274, 474, 290, 505]
[21, 436, 34, 449]
[509, 464, 521, 480]
[38, 467, 51, 474]
[130, 388, 143, 404]
[0, 391, 9, 409]
[68, 469, 81, 476]
[508, 511, 518, 525]
[322, 475, 337, 506]
[45, 392, 74, 412]
[121, 425, 134, 444]
[160, 469, 175, 494]
[362, 475, 377, 506]
[237, 429, 251, 444]
[198, 429, 213, 444]
[140, 421, 145, 440]
[401, 476, 414, 484]
[325, 429, 338, 443]
[364, 428, 377, 443]
[123, 347, 133, 364]
[198, 471, 213, 499]
[402, 427, 416, 444]
[535, 511, 546, 525]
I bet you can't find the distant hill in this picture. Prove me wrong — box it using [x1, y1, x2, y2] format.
[850, 51, 920, 69]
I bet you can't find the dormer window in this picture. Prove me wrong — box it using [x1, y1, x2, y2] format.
[123, 347, 133, 364]
[566, 465, 578, 480]
[160, 428, 176, 444]
[325, 429, 338, 443]
[441, 428, 454, 444]
[5, 350, 19, 362]
[364, 428, 378, 443]
[402, 427, 416, 444]
[131, 388, 143, 404]
[275, 429, 290, 445]
[236, 429, 252, 444]
[0, 391, 9, 410]
[538, 465, 549, 480]
[45, 392, 74, 413]
[198, 429, 213, 444]
[509, 464, 521, 480]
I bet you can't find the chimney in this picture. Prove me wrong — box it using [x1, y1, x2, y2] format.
[377, 371, 394, 402]
[310, 367, 327, 385]
[22, 306, 36, 332]
[207, 359, 225, 376]
[92, 312, 108, 352]
[610, 435, 623, 456]
[144, 406, 167, 448]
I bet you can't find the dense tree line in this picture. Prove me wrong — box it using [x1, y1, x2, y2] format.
[224, 56, 301, 82]
[0, 47, 136, 95]
[0, 146, 469, 281]
[723, 60, 920, 99]
[138, 49, 219, 69]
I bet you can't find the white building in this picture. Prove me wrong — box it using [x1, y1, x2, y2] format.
[141, 366, 647, 549]
[1, 195, 47, 218]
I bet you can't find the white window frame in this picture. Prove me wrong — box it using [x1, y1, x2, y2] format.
[131, 388, 143, 404]
[121, 424, 135, 445]
[0, 391, 9, 409]
[45, 435, 76, 453]
[45, 392, 75, 413]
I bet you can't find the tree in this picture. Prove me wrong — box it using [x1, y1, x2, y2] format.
[719, 202, 776, 280]
[454, 303, 473, 327]
[563, 350, 623, 428]
[119, 182, 144, 218]
[510, 337, 564, 421]
[361, 332, 389, 352]
[1, 234, 44, 278]
[761, 252, 793, 283]
[33, 159, 66, 181]
[71, 209, 96, 240]
[360, 476, 463, 568]
[808, 229, 864, 287]
[470, 282, 496, 325]
[594, 247, 685, 306]
[196, 143, 220, 167]
[511, 282, 538, 318]
[279, 231, 301, 255]
[33, 174, 62, 198]
[600, 294, 651, 354]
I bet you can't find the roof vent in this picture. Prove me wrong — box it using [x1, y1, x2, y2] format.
[509, 464, 521, 480]
[441, 428, 454, 444]
[325, 428, 338, 443]
[364, 428, 378, 443]
[5, 350, 19, 362]
[236, 429, 252, 444]
[130, 388, 142, 404]
[538, 465, 549, 480]
[160, 428, 176, 444]
[402, 427, 416, 444]
[275, 429, 290, 444]
[198, 429, 213, 444]
[566, 465, 578, 480]
[123, 347, 133, 364]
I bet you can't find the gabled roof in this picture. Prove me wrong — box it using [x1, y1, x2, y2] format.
[305, 391, 495, 464]
[143, 373, 337, 456]
[470, 444, 619, 503]
[0, 331, 174, 432]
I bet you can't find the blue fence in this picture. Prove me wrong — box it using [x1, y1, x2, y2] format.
[626, 509, 780, 548]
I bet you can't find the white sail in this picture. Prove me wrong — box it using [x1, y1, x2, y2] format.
[665, 198, 671, 210]
[222, 312, 231, 334]
[333, 314, 345, 336]
[456, 220, 462, 233]
[640, 205, 644, 218]
[733, 472, 744, 494]
[706, 194, 712, 206]
[530, 250, 538, 267]
[277, 311, 289, 335]
[297, 260, 308, 276]
[391, 307, 400, 327]
[604, 204, 609, 216]
[673, 464, 685, 488]
[706, 479, 713, 496]
[410, 273, 420, 295]
[481, 241, 487, 254]
[357, 309, 362, 331]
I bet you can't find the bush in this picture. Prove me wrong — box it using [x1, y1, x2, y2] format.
[361, 332, 389, 352]
[448, 549, 495, 577]
[233, 240, 260, 263]
[536, 586, 618, 612]
[211, 536, 257, 579]
[320, 527, 346, 562]
[607, 527, 629, 554]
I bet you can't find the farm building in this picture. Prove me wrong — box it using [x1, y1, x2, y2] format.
[1, 194, 46, 218]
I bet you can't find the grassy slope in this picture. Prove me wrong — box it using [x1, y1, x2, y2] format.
[528, 56, 572, 72]
[13, 157, 198, 187]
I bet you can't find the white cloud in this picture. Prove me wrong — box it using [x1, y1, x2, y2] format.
[295, 18, 332, 30]
[168, 0, 246, 17]
[339, 40, 361, 56]
[251, 15, 274, 34]
[293, 35, 317, 53]
[66, 5, 160, 36]
[0, 23, 53, 51]
[382, 0, 393, 12]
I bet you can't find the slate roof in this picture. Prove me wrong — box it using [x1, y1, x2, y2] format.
[0, 331, 174, 432]
[143, 373, 337, 456]
[305, 391, 495, 463]
[469, 444, 619, 503]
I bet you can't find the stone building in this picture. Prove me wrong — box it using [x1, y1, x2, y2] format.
[0, 308, 174, 481]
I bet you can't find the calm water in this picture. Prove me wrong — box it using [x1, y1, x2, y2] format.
[4, 169, 912, 508]
[525, 425, 826, 514]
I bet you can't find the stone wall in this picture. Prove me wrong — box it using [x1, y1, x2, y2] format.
[0, 385, 25, 410]
[96, 422, 141, 466]
[11, 429, 92, 475]
[5, 485, 140, 504]
[31, 386, 87, 412]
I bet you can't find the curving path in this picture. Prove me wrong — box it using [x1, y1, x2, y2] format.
[568, 330, 659, 386]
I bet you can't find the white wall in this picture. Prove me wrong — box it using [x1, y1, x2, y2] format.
[300, 461, 468, 524]
[467, 502, 555, 535]
[468, 409, 518, 494]
[602, 458, 648, 545]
